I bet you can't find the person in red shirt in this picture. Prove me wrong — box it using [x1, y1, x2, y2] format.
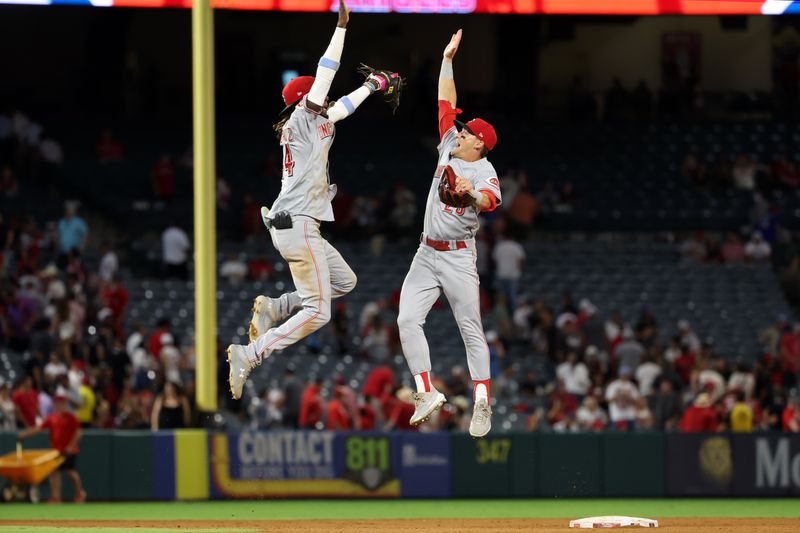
[11, 377, 39, 428]
[384, 388, 417, 431]
[99, 275, 129, 338]
[19, 394, 86, 503]
[326, 389, 351, 430]
[147, 319, 172, 361]
[680, 392, 719, 432]
[362, 366, 395, 402]
[782, 396, 800, 432]
[151, 154, 176, 201]
[299, 379, 324, 429]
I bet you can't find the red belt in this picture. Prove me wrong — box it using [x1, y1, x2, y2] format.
[423, 236, 467, 251]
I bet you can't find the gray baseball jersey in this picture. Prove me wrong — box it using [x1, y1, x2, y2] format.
[423, 125, 502, 241]
[269, 97, 338, 222]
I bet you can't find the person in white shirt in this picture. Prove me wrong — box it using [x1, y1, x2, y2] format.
[677, 320, 701, 353]
[605, 366, 640, 430]
[576, 396, 608, 432]
[492, 234, 525, 313]
[744, 231, 771, 262]
[556, 351, 591, 398]
[159, 334, 183, 385]
[99, 244, 119, 283]
[732, 154, 756, 190]
[219, 253, 248, 284]
[635, 354, 662, 396]
[161, 224, 191, 279]
[727, 361, 755, 399]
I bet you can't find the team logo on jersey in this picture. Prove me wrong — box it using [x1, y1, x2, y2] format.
[317, 122, 334, 140]
[487, 177, 499, 188]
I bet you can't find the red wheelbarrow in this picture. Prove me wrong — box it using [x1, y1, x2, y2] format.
[0, 446, 64, 502]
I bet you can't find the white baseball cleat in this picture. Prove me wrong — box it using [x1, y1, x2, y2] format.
[469, 397, 492, 438]
[249, 295, 278, 342]
[409, 391, 447, 426]
[260, 206, 271, 230]
[227, 344, 254, 400]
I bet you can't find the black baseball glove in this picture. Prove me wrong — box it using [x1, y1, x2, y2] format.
[358, 63, 405, 114]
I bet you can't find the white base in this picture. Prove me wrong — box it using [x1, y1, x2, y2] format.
[569, 516, 659, 528]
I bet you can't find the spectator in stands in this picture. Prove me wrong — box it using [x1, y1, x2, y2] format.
[616, 327, 646, 370]
[575, 396, 607, 432]
[152, 154, 176, 201]
[249, 388, 283, 430]
[721, 232, 746, 263]
[728, 360, 755, 399]
[605, 366, 640, 430]
[5, 280, 39, 352]
[299, 378, 324, 429]
[161, 223, 190, 279]
[248, 254, 273, 281]
[680, 392, 719, 432]
[1, 166, 20, 198]
[446, 366, 469, 399]
[96, 129, 123, 163]
[0, 380, 16, 429]
[19, 393, 86, 503]
[635, 306, 659, 348]
[729, 392, 754, 432]
[732, 154, 757, 190]
[150, 381, 191, 430]
[507, 181, 537, 239]
[326, 387, 351, 430]
[75, 375, 96, 428]
[634, 397, 654, 430]
[384, 387, 417, 432]
[693, 357, 726, 402]
[216, 175, 231, 210]
[677, 320, 701, 353]
[360, 314, 392, 362]
[635, 354, 662, 396]
[649, 379, 683, 430]
[56, 204, 88, 261]
[241, 193, 263, 239]
[682, 153, 708, 189]
[744, 231, 771, 262]
[492, 233, 525, 313]
[98, 243, 119, 283]
[388, 181, 417, 239]
[281, 367, 302, 428]
[159, 334, 183, 385]
[536, 181, 559, 214]
[773, 154, 799, 189]
[779, 323, 800, 381]
[99, 274, 129, 338]
[783, 394, 800, 432]
[556, 351, 591, 401]
[148, 318, 173, 361]
[219, 253, 247, 284]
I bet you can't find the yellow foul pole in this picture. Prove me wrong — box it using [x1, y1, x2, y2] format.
[192, 0, 217, 412]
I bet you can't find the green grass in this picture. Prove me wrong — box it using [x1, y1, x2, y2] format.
[0, 499, 799, 522]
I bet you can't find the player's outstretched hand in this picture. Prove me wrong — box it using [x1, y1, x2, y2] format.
[443, 29, 462, 61]
[337, 0, 350, 28]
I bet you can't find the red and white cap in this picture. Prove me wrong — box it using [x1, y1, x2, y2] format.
[455, 118, 498, 151]
[281, 76, 315, 106]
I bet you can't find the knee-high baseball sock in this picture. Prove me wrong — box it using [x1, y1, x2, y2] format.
[414, 372, 433, 393]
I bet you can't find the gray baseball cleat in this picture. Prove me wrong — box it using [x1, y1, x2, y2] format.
[409, 391, 447, 426]
[249, 295, 278, 342]
[469, 397, 492, 438]
[227, 344, 254, 400]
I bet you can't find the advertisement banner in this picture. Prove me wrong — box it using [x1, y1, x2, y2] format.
[666, 434, 733, 496]
[398, 433, 451, 498]
[732, 434, 800, 496]
[209, 431, 401, 498]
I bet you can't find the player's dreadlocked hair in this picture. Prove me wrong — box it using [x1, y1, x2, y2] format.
[273, 114, 290, 141]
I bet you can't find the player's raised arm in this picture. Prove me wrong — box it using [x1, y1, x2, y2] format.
[307, 0, 350, 112]
[327, 66, 402, 124]
[438, 29, 461, 107]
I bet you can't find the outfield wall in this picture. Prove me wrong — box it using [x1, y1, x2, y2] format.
[2, 431, 799, 500]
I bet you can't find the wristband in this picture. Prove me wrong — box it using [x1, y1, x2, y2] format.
[439, 61, 454, 80]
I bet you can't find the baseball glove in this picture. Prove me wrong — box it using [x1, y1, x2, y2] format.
[438, 165, 474, 208]
[357, 63, 405, 114]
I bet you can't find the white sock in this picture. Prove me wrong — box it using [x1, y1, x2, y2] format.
[474, 383, 488, 402]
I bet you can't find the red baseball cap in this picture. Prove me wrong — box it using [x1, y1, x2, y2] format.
[455, 118, 497, 151]
[282, 76, 315, 106]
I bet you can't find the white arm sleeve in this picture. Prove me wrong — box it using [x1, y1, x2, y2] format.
[327, 85, 372, 124]
[307, 27, 346, 108]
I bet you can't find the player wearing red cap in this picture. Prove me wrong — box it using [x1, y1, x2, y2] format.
[227, 0, 399, 400]
[397, 29, 500, 438]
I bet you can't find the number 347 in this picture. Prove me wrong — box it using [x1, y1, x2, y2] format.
[476, 439, 511, 464]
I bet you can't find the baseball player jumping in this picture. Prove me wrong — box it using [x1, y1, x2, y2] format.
[227, 0, 402, 400]
[397, 29, 501, 438]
